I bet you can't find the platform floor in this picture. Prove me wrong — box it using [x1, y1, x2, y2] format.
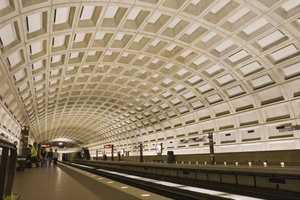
[12, 163, 171, 200]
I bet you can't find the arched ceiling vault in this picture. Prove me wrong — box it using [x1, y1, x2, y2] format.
[0, 0, 300, 146]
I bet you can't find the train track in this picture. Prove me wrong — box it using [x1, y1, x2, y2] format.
[62, 161, 300, 200]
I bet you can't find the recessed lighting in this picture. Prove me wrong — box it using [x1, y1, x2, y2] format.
[141, 194, 150, 197]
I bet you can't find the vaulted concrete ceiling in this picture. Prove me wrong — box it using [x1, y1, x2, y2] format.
[0, 0, 300, 148]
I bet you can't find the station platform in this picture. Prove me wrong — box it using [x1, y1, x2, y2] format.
[12, 163, 171, 200]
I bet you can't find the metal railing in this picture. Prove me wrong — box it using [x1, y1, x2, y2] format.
[0, 138, 17, 200]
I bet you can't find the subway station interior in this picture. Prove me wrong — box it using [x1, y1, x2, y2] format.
[1, 0, 300, 199]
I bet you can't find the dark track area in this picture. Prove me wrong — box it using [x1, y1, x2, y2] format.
[64, 161, 300, 200]
[63, 161, 229, 200]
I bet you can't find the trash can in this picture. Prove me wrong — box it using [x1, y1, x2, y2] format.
[16, 157, 26, 171]
[167, 151, 174, 163]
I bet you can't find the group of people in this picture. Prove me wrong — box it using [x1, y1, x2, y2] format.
[26, 145, 59, 168]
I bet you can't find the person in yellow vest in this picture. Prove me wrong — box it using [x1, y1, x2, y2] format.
[28, 144, 37, 167]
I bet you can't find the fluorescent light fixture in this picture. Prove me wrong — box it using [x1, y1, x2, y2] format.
[227, 8, 250, 23]
[251, 75, 273, 88]
[183, 91, 195, 99]
[193, 56, 208, 65]
[69, 52, 79, 58]
[270, 44, 298, 61]
[215, 39, 234, 52]
[206, 64, 222, 75]
[168, 18, 181, 28]
[160, 103, 169, 109]
[122, 52, 129, 57]
[185, 24, 199, 35]
[177, 69, 188, 76]
[217, 74, 234, 85]
[226, 86, 244, 96]
[150, 39, 160, 46]
[207, 94, 222, 103]
[14, 69, 25, 82]
[95, 32, 105, 40]
[0, 23, 17, 46]
[188, 75, 202, 84]
[228, 50, 249, 63]
[162, 91, 172, 98]
[133, 35, 143, 42]
[174, 84, 185, 92]
[256, 30, 285, 48]
[148, 12, 162, 23]
[281, 0, 300, 12]
[115, 33, 125, 40]
[80, 6, 95, 20]
[165, 63, 174, 69]
[74, 33, 85, 42]
[55, 7, 70, 24]
[166, 44, 176, 51]
[51, 55, 61, 63]
[32, 60, 43, 70]
[34, 74, 43, 82]
[198, 83, 213, 93]
[0, 0, 10, 10]
[53, 35, 65, 47]
[127, 8, 140, 20]
[201, 32, 216, 42]
[152, 86, 159, 91]
[87, 51, 96, 56]
[8, 51, 21, 67]
[30, 41, 43, 55]
[152, 74, 159, 78]
[137, 55, 145, 60]
[18, 82, 28, 91]
[151, 58, 159, 64]
[240, 61, 262, 76]
[191, 100, 203, 108]
[27, 13, 42, 33]
[67, 66, 75, 71]
[104, 6, 118, 18]
[191, 0, 201, 5]
[180, 50, 192, 57]
[282, 62, 300, 78]
[243, 18, 268, 35]
[50, 69, 59, 75]
[210, 0, 230, 14]
[105, 51, 113, 56]
[163, 78, 172, 85]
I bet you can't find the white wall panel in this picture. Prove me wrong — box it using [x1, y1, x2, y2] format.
[266, 140, 297, 150]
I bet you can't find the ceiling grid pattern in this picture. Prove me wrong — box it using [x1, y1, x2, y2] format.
[0, 0, 300, 147]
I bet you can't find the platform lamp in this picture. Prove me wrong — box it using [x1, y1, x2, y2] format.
[208, 133, 215, 165]
[139, 143, 143, 162]
[111, 145, 114, 161]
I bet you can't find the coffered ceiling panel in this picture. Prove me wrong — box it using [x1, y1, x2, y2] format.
[0, 0, 299, 146]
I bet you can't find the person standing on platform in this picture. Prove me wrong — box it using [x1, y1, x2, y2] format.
[26, 148, 31, 168]
[40, 148, 47, 167]
[53, 149, 59, 166]
[28, 144, 37, 167]
[47, 148, 53, 166]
